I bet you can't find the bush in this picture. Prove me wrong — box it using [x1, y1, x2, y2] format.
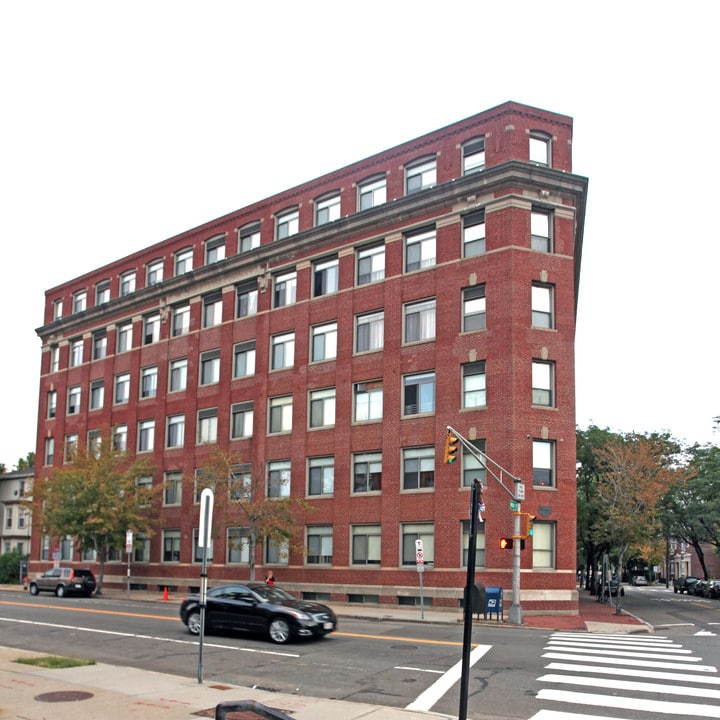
[0, 550, 26, 584]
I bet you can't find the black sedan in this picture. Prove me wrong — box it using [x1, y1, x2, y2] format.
[180, 583, 337, 644]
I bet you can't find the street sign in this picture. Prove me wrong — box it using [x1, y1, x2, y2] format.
[510, 500, 519, 511]
[515, 483, 525, 501]
[416, 564, 424, 573]
[125, 530, 133, 553]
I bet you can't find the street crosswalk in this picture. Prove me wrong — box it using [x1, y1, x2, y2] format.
[529, 631, 720, 719]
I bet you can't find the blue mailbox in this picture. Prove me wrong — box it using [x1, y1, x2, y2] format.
[484, 586, 503, 621]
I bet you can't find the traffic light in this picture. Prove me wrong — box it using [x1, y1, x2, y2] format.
[499, 537, 513, 550]
[443, 430, 459, 464]
[527, 514, 536, 537]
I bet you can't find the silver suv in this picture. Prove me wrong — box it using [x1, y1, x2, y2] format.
[28, 567, 97, 597]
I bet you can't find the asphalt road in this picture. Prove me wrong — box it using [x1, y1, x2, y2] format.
[1, 586, 719, 720]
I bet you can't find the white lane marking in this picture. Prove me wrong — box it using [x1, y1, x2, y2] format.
[530, 710, 634, 720]
[395, 665, 444, 674]
[0, 616, 299, 657]
[538, 688, 720, 717]
[545, 662, 720, 685]
[539, 673, 720, 700]
[404, 644, 492, 712]
[543, 646, 699, 662]
[551, 632, 671, 643]
[547, 640, 687, 653]
[548, 636, 679, 648]
[543, 652, 717, 673]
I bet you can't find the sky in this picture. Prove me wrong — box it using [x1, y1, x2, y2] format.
[0, 1, 718, 469]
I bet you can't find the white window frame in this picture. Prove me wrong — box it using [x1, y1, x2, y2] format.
[404, 298, 436, 343]
[72, 290, 87, 314]
[355, 310, 384, 352]
[203, 292, 223, 328]
[238, 222, 261, 252]
[89, 380, 104, 410]
[463, 210, 486, 257]
[197, 408, 218, 444]
[462, 137, 485, 175]
[532, 360, 555, 407]
[230, 401, 253, 439]
[315, 193, 341, 225]
[463, 285, 486, 331]
[236, 282, 258, 317]
[114, 373, 130, 404]
[172, 304, 190, 336]
[406, 157, 436, 194]
[352, 452, 382, 493]
[462, 361, 486, 408]
[273, 271, 297, 308]
[532, 521, 555, 568]
[200, 349, 221, 386]
[308, 456, 334, 496]
[276, 208, 299, 240]
[67, 386, 81, 415]
[70, 339, 83, 367]
[120, 270, 136, 296]
[352, 524, 381, 565]
[402, 446, 435, 491]
[138, 419, 155, 452]
[358, 175, 386, 210]
[267, 461, 291, 498]
[117, 322, 132, 353]
[95, 280, 110, 305]
[271, 332, 295, 371]
[529, 131, 551, 166]
[403, 372, 435, 416]
[175, 248, 193, 275]
[310, 322, 337, 362]
[405, 228, 436, 272]
[144, 314, 161, 345]
[268, 395, 293, 434]
[205, 234, 226, 264]
[167, 414, 185, 449]
[306, 525, 333, 565]
[233, 340, 256, 378]
[531, 210, 552, 252]
[313, 257, 339, 297]
[401, 523, 434, 565]
[309, 387, 336, 429]
[357, 243, 385, 285]
[169, 358, 188, 392]
[533, 439, 555, 487]
[353, 380, 383, 423]
[532, 283, 554, 329]
[147, 259, 164, 286]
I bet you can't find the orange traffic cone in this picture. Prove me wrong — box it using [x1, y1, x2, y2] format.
[162, 586, 169, 601]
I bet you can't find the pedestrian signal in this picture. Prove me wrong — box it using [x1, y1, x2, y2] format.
[499, 537, 513, 550]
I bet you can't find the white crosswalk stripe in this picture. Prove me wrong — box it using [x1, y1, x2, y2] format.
[531, 631, 720, 719]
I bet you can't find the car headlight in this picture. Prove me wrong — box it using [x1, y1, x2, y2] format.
[286, 609, 311, 621]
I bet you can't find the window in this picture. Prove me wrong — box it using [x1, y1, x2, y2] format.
[50, 345, 60, 372]
[531, 210, 552, 252]
[138, 419, 155, 452]
[117, 322, 132, 353]
[404, 298, 436, 343]
[268, 395, 293, 434]
[311, 322, 337, 362]
[532, 283, 554, 329]
[205, 235, 226, 264]
[140, 366, 158, 399]
[89, 433, 102, 459]
[405, 228, 436, 271]
[357, 243, 385, 285]
[227, 527, 250, 563]
[147, 259, 164, 286]
[44, 437, 54, 465]
[114, 373, 130, 404]
[236, 282, 258, 318]
[533, 439, 555, 487]
[144, 314, 160, 344]
[239, 223, 261, 252]
[271, 332, 295, 370]
[529, 131, 551, 166]
[95, 280, 110, 305]
[308, 456, 334, 496]
[315, 193, 340, 225]
[462, 519, 485, 567]
[353, 452, 381, 493]
[276, 207, 299, 240]
[462, 137, 485, 175]
[463, 285, 486, 331]
[309, 387, 335, 428]
[406, 157, 436, 194]
[463, 210, 486, 257]
[113, 425, 127, 452]
[353, 380, 383, 422]
[273, 271, 297, 308]
[462, 439, 487, 487]
[402, 523, 434, 565]
[532, 521, 555, 568]
[229, 466, 251, 500]
[307, 526, 332, 564]
[90, 379, 104, 410]
[67, 386, 81, 415]
[169, 358, 188, 392]
[70, 338, 83, 367]
[64, 433, 79, 462]
[47, 390, 57, 418]
[403, 372, 435, 415]
[203, 292, 223, 328]
[463, 361, 486, 408]
[313, 257, 339, 296]
[233, 340, 256, 378]
[268, 460, 291, 497]
[352, 525, 381, 565]
[167, 414, 185, 448]
[120, 271, 136, 296]
[92, 330, 107, 360]
[266, 537, 289, 565]
[355, 310, 384, 352]
[230, 401, 253, 439]
[72, 290, 87, 314]
[200, 349, 221, 385]
[134, 534, 151, 563]
[402, 447, 435, 490]
[172, 304, 190, 336]
[198, 408, 218, 444]
[53, 299, 63, 320]
[532, 360, 555, 407]
[162, 529, 181, 561]
[175, 248, 193, 275]
[358, 175, 386, 210]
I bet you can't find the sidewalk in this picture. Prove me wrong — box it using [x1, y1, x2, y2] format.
[0, 584, 650, 720]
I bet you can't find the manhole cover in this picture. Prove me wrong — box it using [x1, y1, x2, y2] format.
[35, 690, 94, 703]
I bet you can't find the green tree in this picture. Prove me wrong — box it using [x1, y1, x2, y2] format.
[16, 452, 35, 471]
[31, 432, 159, 593]
[195, 449, 313, 581]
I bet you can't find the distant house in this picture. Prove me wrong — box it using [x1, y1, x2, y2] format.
[0, 469, 33, 556]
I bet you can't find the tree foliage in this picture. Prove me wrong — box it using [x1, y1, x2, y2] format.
[30, 433, 159, 593]
[195, 448, 313, 580]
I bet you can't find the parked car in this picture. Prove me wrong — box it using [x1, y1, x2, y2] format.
[28, 567, 96, 597]
[608, 576, 624, 597]
[693, 579, 708, 596]
[673, 575, 699, 594]
[631, 575, 648, 586]
[180, 583, 337, 644]
[704, 580, 720, 599]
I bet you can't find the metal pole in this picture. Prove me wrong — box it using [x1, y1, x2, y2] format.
[508, 509, 523, 625]
[197, 495, 211, 684]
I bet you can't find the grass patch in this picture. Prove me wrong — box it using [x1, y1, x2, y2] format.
[15, 656, 95, 669]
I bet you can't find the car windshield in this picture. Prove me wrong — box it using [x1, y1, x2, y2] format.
[251, 585, 296, 602]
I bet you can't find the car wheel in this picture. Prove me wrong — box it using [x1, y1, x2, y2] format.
[56, 585, 66, 598]
[186, 610, 201, 635]
[29, 584, 39, 596]
[268, 617, 292, 644]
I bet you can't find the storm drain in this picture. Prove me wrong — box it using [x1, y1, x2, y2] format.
[35, 690, 94, 703]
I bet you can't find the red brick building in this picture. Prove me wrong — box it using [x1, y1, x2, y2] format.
[33, 101, 588, 614]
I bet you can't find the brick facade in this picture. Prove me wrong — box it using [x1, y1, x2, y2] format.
[33, 101, 588, 614]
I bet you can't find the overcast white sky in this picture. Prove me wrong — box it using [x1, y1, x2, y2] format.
[1, 1, 718, 468]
